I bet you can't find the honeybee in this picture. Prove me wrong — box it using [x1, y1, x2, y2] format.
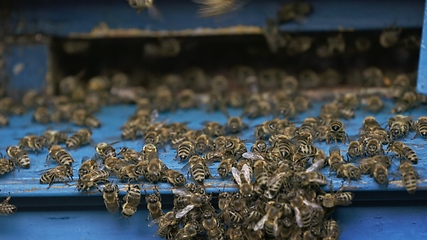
[202, 121, 224, 137]
[6, 145, 30, 169]
[288, 190, 322, 228]
[194, 134, 211, 154]
[194, 0, 247, 17]
[373, 158, 391, 186]
[18, 135, 45, 154]
[327, 145, 344, 172]
[175, 140, 195, 162]
[183, 155, 212, 184]
[387, 141, 418, 164]
[391, 91, 418, 114]
[253, 201, 284, 237]
[347, 140, 364, 160]
[354, 37, 371, 52]
[149, 210, 179, 239]
[0, 113, 9, 127]
[364, 137, 384, 157]
[145, 157, 167, 183]
[162, 169, 186, 186]
[0, 155, 15, 174]
[202, 209, 224, 239]
[78, 157, 99, 178]
[40, 165, 73, 188]
[66, 129, 92, 150]
[390, 74, 411, 98]
[276, 99, 296, 119]
[414, 116, 427, 138]
[327, 120, 349, 144]
[232, 164, 253, 199]
[33, 106, 51, 124]
[399, 160, 419, 193]
[277, 1, 312, 24]
[95, 142, 117, 159]
[153, 86, 175, 112]
[116, 164, 140, 182]
[294, 171, 328, 187]
[71, 109, 101, 128]
[118, 147, 141, 163]
[323, 219, 339, 240]
[40, 130, 68, 147]
[141, 143, 158, 161]
[177, 89, 197, 109]
[379, 27, 401, 48]
[225, 116, 248, 134]
[46, 145, 74, 166]
[145, 187, 163, 220]
[77, 169, 110, 191]
[242, 95, 271, 119]
[203, 151, 224, 163]
[317, 182, 354, 208]
[174, 220, 201, 240]
[99, 183, 120, 213]
[0, 193, 17, 215]
[337, 163, 361, 182]
[122, 184, 141, 218]
[364, 95, 384, 113]
[388, 115, 414, 139]
[362, 67, 383, 87]
[360, 116, 382, 133]
[254, 119, 281, 140]
[271, 134, 294, 160]
[217, 157, 236, 179]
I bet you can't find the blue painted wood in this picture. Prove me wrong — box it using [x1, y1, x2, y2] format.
[417, 0, 427, 95]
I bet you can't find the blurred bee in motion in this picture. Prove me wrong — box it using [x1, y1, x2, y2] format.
[194, 0, 248, 17]
[346, 140, 364, 160]
[18, 135, 45, 154]
[145, 187, 164, 220]
[6, 145, 30, 169]
[99, 183, 120, 213]
[399, 160, 419, 194]
[242, 94, 271, 119]
[78, 157, 99, 178]
[362, 67, 383, 87]
[153, 86, 175, 112]
[387, 141, 418, 164]
[276, 0, 312, 24]
[40, 130, 68, 147]
[391, 91, 418, 114]
[0, 113, 9, 127]
[298, 69, 320, 88]
[127, 0, 161, 18]
[363, 95, 384, 113]
[40, 165, 73, 189]
[225, 116, 248, 134]
[144, 38, 180, 58]
[0, 155, 15, 175]
[77, 169, 110, 191]
[177, 89, 198, 110]
[122, 184, 141, 218]
[354, 37, 371, 52]
[337, 163, 361, 182]
[379, 26, 401, 48]
[0, 193, 17, 216]
[71, 109, 101, 128]
[66, 129, 92, 150]
[33, 106, 51, 124]
[46, 145, 74, 166]
[414, 116, 427, 138]
[263, 18, 287, 54]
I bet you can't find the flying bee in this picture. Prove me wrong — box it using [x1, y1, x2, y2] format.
[387, 141, 418, 164]
[33, 106, 51, 124]
[294, 171, 328, 187]
[414, 116, 427, 138]
[71, 109, 101, 128]
[202, 121, 224, 137]
[364, 95, 384, 113]
[0, 193, 17, 215]
[77, 169, 110, 191]
[362, 66, 383, 87]
[327, 119, 349, 144]
[145, 187, 163, 220]
[6, 145, 30, 169]
[66, 129, 92, 150]
[194, 0, 247, 17]
[225, 116, 248, 134]
[95, 142, 117, 159]
[40, 130, 68, 147]
[232, 164, 253, 199]
[78, 157, 99, 178]
[40, 165, 73, 189]
[122, 184, 141, 218]
[163, 169, 186, 186]
[175, 140, 195, 162]
[399, 161, 418, 194]
[337, 163, 361, 182]
[317, 182, 354, 208]
[18, 135, 45, 154]
[347, 140, 364, 160]
[217, 157, 236, 179]
[0, 155, 15, 175]
[194, 134, 211, 154]
[46, 145, 74, 166]
[145, 157, 167, 183]
[118, 147, 141, 163]
[361, 116, 382, 134]
[327, 145, 344, 172]
[99, 183, 120, 213]
[183, 155, 212, 184]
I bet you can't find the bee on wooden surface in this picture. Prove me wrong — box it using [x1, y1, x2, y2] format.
[141, 143, 158, 161]
[40, 165, 73, 189]
[225, 116, 248, 134]
[71, 109, 101, 128]
[363, 95, 384, 113]
[95, 142, 117, 159]
[391, 91, 418, 114]
[379, 27, 401, 48]
[0, 193, 17, 216]
[145, 157, 167, 183]
[387, 141, 418, 164]
[172, 188, 212, 218]
[294, 171, 328, 187]
[99, 183, 120, 213]
[271, 134, 294, 160]
[388, 115, 414, 139]
[346, 140, 364, 160]
[202, 121, 224, 137]
[327, 145, 344, 172]
[149, 210, 179, 239]
[194, 0, 247, 17]
[242, 95, 272, 119]
[0, 155, 15, 175]
[327, 119, 349, 144]
[144, 130, 166, 149]
[40, 130, 68, 147]
[362, 67, 383, 87]
[288, 190, 322, 228]
[337, 163, 361, 182]
[46, 145, 74, 166]
[363, 137, 384, 157]
[202, 209, 224, 239]
[296, 144, 319, 159]
[232, 164, 253, 199]
[254, 119, 280, 140]
[252, 159, 269, 188]
[0, 113, 9, 127]
[118, 147, 141, 163]
[6, 145, 30, 169]
[145, 187, 163, 220]
[78, 157, 99, 178]
[360, 116, 382, 134]
[276, 99, 296, 119]
[373, 158, 391, 186]
[162, 169, 186, 186]
[175, 140, 195, 162]
[323, 219, 339, 240]
[122, 184, 141, 218]
[203, 150, 224, 163]
[18, 135, 45, 154]
[399, 161, 418, 194]
[217, 157, 236, 179]
[183, 155, 212, 184]
[253, 201, 284, 237]
[414, 116, 427, 138]
[174, 220, 201, 240]
[66, 129, 92, 150]
[194, 133, 211, 154]
[250, 139, 268, 153]
[77, 169, 110, 191]
[33, 106, 51, 124]
[317, 182, 354, 208]
[223, 136, 247, 158]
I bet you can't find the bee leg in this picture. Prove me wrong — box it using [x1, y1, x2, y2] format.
[146, 212, 152, 221]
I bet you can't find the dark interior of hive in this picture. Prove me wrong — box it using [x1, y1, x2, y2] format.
[48, 28, 421, 96]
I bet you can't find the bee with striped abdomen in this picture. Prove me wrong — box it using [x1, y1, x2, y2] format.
[40, 165, 73, 188]
[122, 184, 141, 218]
[6, 145, 30, 169]
[0, 193, 17, 215]
[46, 145, 74, 166]
[99, 183, 120, 213]
[66, 129, 92, 150]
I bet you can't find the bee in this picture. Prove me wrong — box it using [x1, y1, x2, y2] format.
[337, 163, 361, 182]
[78, 157, 99, 178]
[399, 161, 418, 194]
[296, 144, 319, 159]
[118, 147, 141, 163]
[145, 157, 167, 183]
[174, 220, 201, 240]
[202, 121, 224, 137]
[153, 86, 175, 112]
[6, 145, 30, 169]
[95, 142, 117, 159]
[121, 125, 140, 141]
[99, 183, 120, 213]
[122, 184, 141, 218]
[347, 140, 364, 160]
[40, 130, 68, 147]
[254, 119, 281, 140]
[145, 187, 163, 220]
[202, 209, 224, 240]
[363, 137, 384, 157]
[0, 155, 15, 174]
[175, 140, 195, 162]
[323, 219, 339, 240]
[271, 135, 294, 160]
[0, 193, 17, 215]
[162, 169, 186, 186]
[414, 116, 427, 138]
[294, 171, 328, 187]
[224, 136, 247, 158]
[242, 94, 272, 119]
[387, 141, 418, 164]
[327, 145, 344, 172]
[33, 106, 51, 124]
[184, 155, 212, 184]
[225, 116, 248, 134]
[390, 74, 411, 98]
[46, 145, 74, 166]
[40, 165, 73, 188]
[232, 164, 253, 199]
[362, 67, 383, 87]
[141, 143, 158, 161]
[299, 69, 320, 88]
[327, 120, 349, 144]
[361, 116, 382, 134]
[317, 182, 354, 208]
[18, 135, 45, 154]
[355, 37, 371, 52]
[250, 139, 268, 153]
[144, 130, 165, 149]
[71, 109, 101, 128]
[217, 157, 236, 179]
[253, 159, 269, 188]
[194, 134, 211, 154]
[77, 169, 110, 191]
[194, 0, 247, 17]
[388, 115, 415, 139]
[173, 188, 212, 218]
[364, 96, 384, 113]
[116, 164, 140, 182]
[203, 151, 224, 163]
[66, 129, 92, 150]
[177, 89, 197, 109]
[391, 91, 418, 114]
[373, 159, 390, 186]
[276, 99, 296, 119]
[380, 27, 401, 48]
[288, 190, 322, 228]
[0, 113, 9, 127]
[293, 95, 311, 113]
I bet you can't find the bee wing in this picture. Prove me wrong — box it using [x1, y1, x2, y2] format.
[231, 167, 242, 186]
[306, 159, 325, 172]
[176, 205, 195, 219]
[267, 172, 287, 187]
[242, 152, 264, 161]
[293, 207, 303, 228]
[171, 189, 191, 197]
[309, 177, 328, 185]
[181, 162, 191, 173]
[253, 215, 268, 231]
[148, 217, 162, 227]
[241, 164, 252, 183]
[303, 199, 322, 209]
[81, 156, 92, 163]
